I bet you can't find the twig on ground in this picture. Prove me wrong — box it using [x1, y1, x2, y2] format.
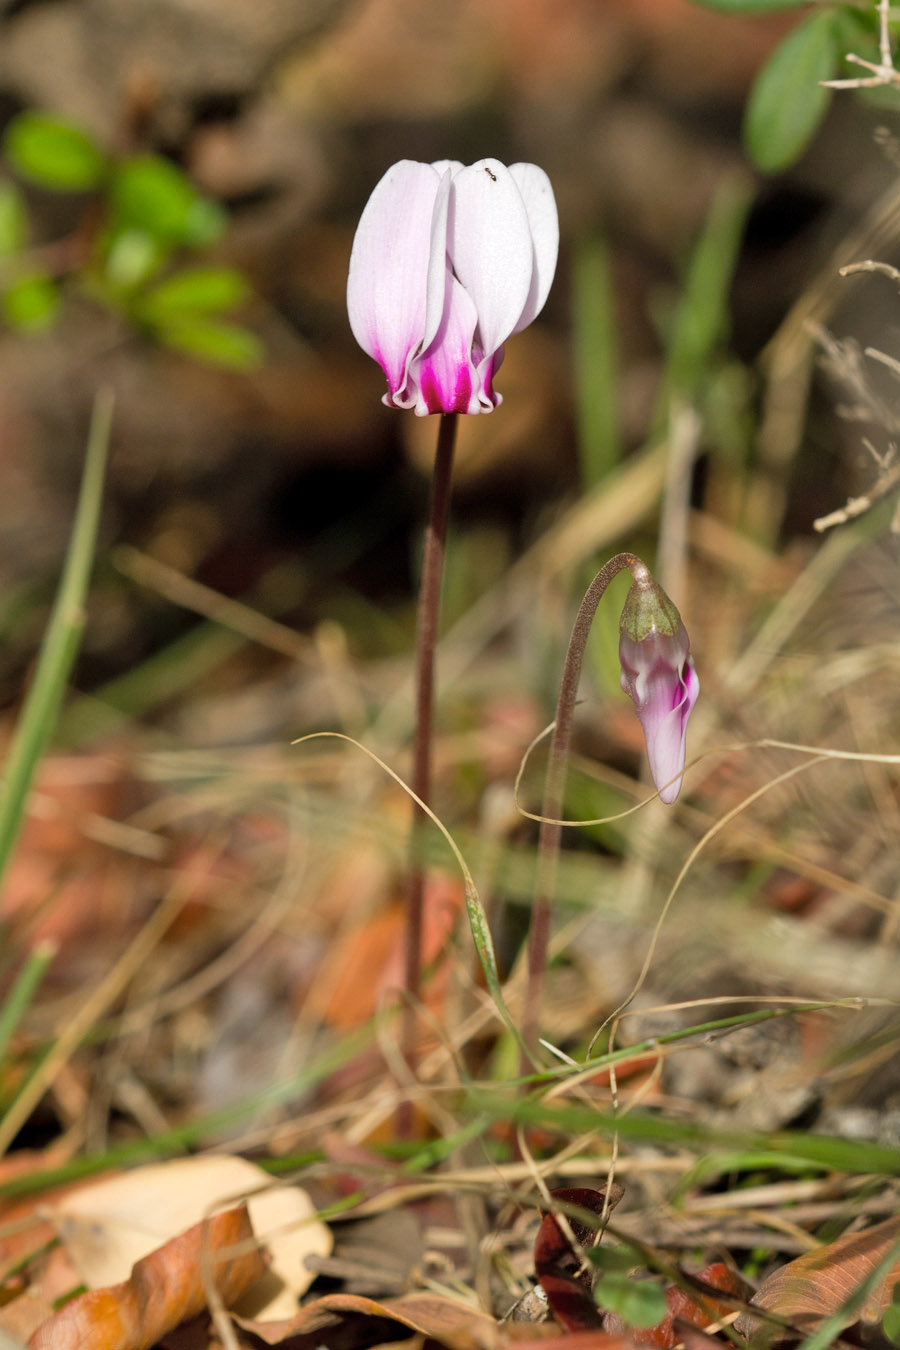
[807, 316, 900, 532]
[813, 453, 900, 532]
[823, 0, 899, 89]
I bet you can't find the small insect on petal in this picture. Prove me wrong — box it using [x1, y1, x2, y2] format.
[447, 159, 534, 369]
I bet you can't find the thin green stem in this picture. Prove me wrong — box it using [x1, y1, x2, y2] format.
[403, 412, 458, 1110]
[523, 552, 645, 1061]
[0, 388, 113, 889]
[0, 940, 56, 1066]
[573, 230, 621, 488]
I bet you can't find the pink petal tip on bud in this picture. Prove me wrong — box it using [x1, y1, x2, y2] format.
[618, 573, 698, 804]
[347, 158, 559, 415]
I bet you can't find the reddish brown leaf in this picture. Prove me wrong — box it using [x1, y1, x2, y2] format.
[309, 875, 464, 1030]
[668, 1265, 747, 1331]
[604, 1263, 747, 1347]
[0, 752, 138, 951]
[534, 1187, 624, 1333]
[27, 1204, 266, 1350]
[736, 1214, 900, 1345]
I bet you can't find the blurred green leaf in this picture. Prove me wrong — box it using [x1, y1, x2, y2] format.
[594, 1274, 668, 1329]
[885, 1293, 900, 1347]
[2, 270, 60, 332]
[656, 171, 752, 416]
[496, 1087, 900, 1175]
[155, 317, 262, 369]
[833, 4, 879, 50]
[0, 180, 27, 257]
[0, 943, 56, 1063]
[4, 112, 107, 191]
[0, 389, 111, 890]
[586, 1245, 643, 1274]
[104, 228, 166, 289]
[182, 195, 228, 247]
[141, 265, 250, 318]
[573, 230, 621, 488]
[744, 9, 841, 172]
[110, 155, 226, 246]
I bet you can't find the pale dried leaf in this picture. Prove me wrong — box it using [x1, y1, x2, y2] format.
[54, 1154, 331, 1321]
[0, 1319, 30, 1350]
[0, 1290, 54, 1345]
[28, 1205, 266, 1350]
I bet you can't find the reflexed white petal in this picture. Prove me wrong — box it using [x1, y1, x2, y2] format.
[479, 344, 504, 411]
[421, 169, 453, 356]
[447, 158, 534, 364]
[411, 269, 481, 415]
[430, 159, 464, 179]
[646, 704, 687, 804]
[346, 160, 440, 402]
[508, 162, 559, 333]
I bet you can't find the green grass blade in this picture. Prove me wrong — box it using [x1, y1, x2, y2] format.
[655, 172, 753, 421]
[573, 230, 622, 488]
[465, 1093, 900, 1177]
[0, 940, 56, 1066]
[0, 388, 113, 884]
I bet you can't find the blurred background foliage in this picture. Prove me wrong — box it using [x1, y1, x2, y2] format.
[0, 0, 894, 692]
[2, 0, 900, 1168]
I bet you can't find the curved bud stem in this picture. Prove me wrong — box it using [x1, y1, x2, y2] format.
[522, 552, 646, 1063]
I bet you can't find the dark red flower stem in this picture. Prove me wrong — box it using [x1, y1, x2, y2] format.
[402, 411, 458, 1117]
[522, 552, 646, 1063]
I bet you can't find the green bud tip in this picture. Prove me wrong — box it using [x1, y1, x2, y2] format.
[619, 569, 684, 643]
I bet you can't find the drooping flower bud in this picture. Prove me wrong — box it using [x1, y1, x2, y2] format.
[618, 570, 698, 804]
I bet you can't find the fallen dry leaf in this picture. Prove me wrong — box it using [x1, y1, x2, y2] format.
[235, 1289, 498, 1348]
[8, 1243, 86, 1332]
[737, 1214, 900, 1345]
[0, 1152, 109, 1331]
[534, 1187, 624, 1333]
[0, 751, 140, 951]
[27, 1204, 265, 1350]
[502, 1335, 662, 1350]
[54, 1154, 331, 1321]
[0, 1292, 47, 1347]
[309, 873, 464, 1030]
